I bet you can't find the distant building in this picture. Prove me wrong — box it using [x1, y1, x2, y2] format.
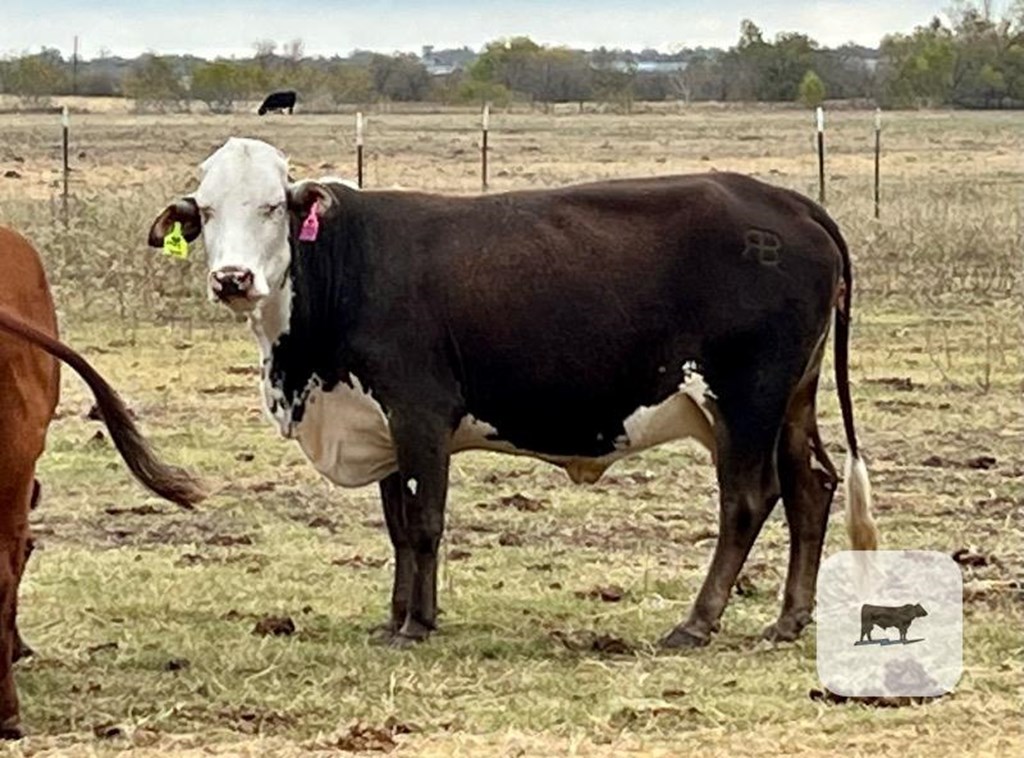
[594, 59, 689, 74]
[420, 46, 477, 76]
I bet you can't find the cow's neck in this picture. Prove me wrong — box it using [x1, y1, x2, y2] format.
[254, 221, 365, 433]
[249, 278, 292, 365]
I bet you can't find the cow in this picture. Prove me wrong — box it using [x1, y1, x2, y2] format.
[257, 90, 296, 115]
[147, 136, 879, 650]
[0, 225, 205, 738]
[860, 603, 928, 643]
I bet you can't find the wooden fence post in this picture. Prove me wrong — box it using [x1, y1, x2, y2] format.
[874, 108, 882, 219]
[356, 112, 364, 188]
[481, 103, 490, 192]
[61, 105, 70, 229]
[816, 106, 825, 205]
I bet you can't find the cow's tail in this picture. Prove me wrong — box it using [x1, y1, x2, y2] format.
[810, 205, 879, 551]
[0, 307, 205, 509]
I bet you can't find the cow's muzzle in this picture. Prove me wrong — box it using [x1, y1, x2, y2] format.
[210, 266, 256, 309]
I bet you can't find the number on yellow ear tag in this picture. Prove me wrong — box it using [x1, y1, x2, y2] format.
[163, 221, 189, 259]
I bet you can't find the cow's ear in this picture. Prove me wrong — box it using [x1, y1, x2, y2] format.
[287, 180, 334, 220]
[148, 198, 201, 248]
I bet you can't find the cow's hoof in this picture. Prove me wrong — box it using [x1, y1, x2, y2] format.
[660, 625, 710, 649]
[367, 621, 401, 646]
[0, 718, 24, 741]
[13, 638, 34, 663]
[763, 614, 810, 643]
[387, 632, 429, 649]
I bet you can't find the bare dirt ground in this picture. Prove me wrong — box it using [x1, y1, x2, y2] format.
[0, 105, 1020, 756]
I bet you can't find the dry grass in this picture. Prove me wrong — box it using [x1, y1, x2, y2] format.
[0, 106, 1021, 755]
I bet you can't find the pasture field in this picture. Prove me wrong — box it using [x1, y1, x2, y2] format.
[0, 105, 1021, 756]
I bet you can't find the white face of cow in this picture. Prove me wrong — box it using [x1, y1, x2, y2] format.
[194, 138, 290, 310]
[147, 137, 332, 315]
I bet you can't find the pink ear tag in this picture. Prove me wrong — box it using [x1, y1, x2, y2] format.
[299, 205, 320, 242]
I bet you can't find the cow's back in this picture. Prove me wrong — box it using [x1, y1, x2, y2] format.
[399, 173, 842, 350]
[0, 226, 60, 467]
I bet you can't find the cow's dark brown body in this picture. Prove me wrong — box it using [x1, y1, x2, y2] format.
[272, 172, 879, 646]
[0, 226, 203, 737]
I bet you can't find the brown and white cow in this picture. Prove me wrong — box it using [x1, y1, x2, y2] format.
[149, 137, 878, 650]
[0, 225, 205, 738]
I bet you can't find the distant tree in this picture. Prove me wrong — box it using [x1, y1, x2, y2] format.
[533, 48, 593, 104]
[467, 37, 546, 97]
[718, 22, 819, 101]
[877, 18, 957, 106]
[590, 47, 636, 110]
[674, 52, 726, 101]
[282, 39, 304, 62]
[124, 54, 187, 111]
[764, 32, 818, 100]
[948, 3, 1015, 106]
[798, 69, 826, 106]
[77, 69, 120, 96]
[251, 39, 278, 90]
[4, 48, 69, 102]
[634, 72, 675, 101]
[721, 19, 771, 99]
[191, 60, 255, 113]
[811, 44, 875, 100]
[253, 39, 276, 59]
[457, 77, 512, 106]
[323, 61, 373, 105]
[368, 54, 430, 101]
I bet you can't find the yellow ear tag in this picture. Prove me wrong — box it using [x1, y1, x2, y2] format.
[163, 221, 189, 259]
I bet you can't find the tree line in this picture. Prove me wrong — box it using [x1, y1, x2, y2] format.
[1, 3, 1022, 110]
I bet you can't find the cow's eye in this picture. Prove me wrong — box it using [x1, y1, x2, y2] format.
[261, 202, 284, 217]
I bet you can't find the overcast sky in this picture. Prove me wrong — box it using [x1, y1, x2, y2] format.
[1, 1, 973, 59]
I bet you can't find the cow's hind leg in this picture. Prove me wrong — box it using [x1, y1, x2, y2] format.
[661, 331, 811, 648]
[662, 401, 785, 649]
[370, 473, 416, 644]
[663, 445, 781, 647]
[0, 468, 34, 739]
[764, 378, 838, 642]
[11, 535, 34, 663]
[9, 481, 40, 664]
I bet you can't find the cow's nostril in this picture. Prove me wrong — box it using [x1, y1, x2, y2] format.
[211, 267, 255, 301]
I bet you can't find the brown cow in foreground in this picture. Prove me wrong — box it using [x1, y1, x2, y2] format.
[0, 225, 205, 738]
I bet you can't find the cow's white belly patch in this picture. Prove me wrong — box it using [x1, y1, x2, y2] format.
[279, 374, 716, 488]
[291, 376, 396, 487]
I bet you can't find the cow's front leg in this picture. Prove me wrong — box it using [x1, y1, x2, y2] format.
[387, 408, 452, 648]
[370, 473, 416, 644]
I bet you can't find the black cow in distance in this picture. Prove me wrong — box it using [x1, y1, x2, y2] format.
[258, 91, 297, 115]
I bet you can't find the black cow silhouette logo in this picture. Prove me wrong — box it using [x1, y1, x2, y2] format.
[856, 603, 928, 646]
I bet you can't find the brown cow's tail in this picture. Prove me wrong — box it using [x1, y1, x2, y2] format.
[813, 208, 879, 551]
[0, 307, 205, 508]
